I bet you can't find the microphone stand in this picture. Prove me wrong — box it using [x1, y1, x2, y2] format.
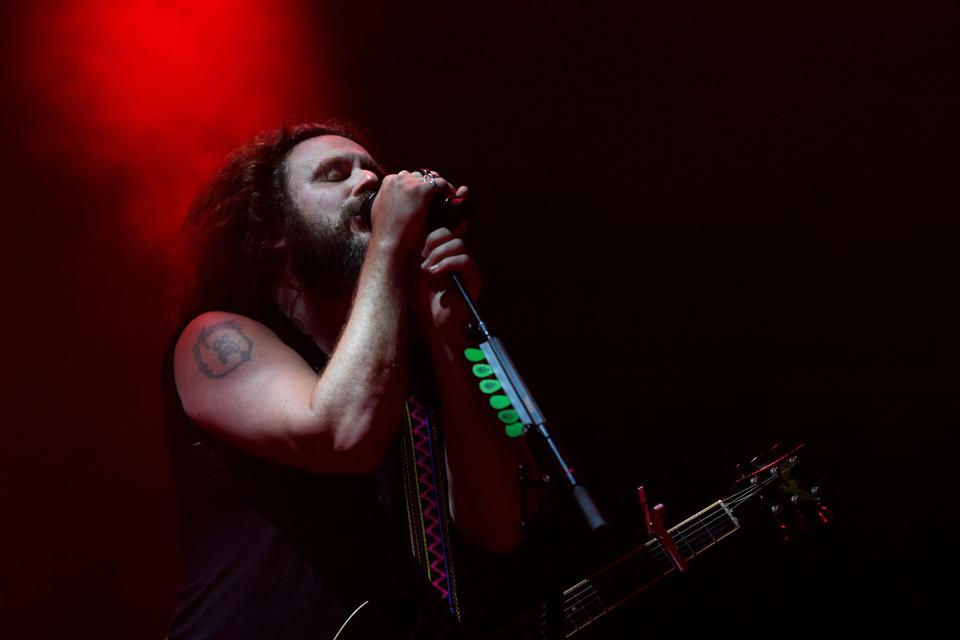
[367, 180, 606, 529]
[364, 181, 603, 526]
[448, 274, 608, 534]
[449, 274, 606, 639]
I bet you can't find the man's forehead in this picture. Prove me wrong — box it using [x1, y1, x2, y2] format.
[287, 135, 373, 168]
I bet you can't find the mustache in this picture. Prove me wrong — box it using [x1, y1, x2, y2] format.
[341, 190, 376, 221]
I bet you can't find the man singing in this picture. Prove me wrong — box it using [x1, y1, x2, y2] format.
[162, 122, 531, 638]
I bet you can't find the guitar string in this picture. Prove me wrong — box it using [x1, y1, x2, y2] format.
[552, 505, 732, 631]
[655, 476, 778, 554]
[532, 512, 738, 636]
[515, 491, 763, 637]
[637, 483, 761, 567]
[538, 535, 727, 637]
[533, 457, 801, 638]
[542, 481, 767, 632]
[533, 499, 743, 640]
[544, 498, 750, 633]
[528, 476, 780, 637]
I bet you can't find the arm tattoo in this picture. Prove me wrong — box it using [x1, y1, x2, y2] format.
[192, 321, 253, 379]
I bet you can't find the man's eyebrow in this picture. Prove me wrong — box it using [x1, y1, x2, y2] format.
[312, 154, 385, 179]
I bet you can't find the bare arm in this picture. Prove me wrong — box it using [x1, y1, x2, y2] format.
[174, 171, 434, 475]
[416, 218, 537, 552]
[431, 335, 535, 552]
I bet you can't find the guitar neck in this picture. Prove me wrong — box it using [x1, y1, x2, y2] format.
[499, 493, 750, 639]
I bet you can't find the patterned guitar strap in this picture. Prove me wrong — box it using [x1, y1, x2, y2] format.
[400, 380, 463, 624]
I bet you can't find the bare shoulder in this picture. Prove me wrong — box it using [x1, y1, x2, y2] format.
[175, 311, 263, 381]
[173, 311, 318, 429]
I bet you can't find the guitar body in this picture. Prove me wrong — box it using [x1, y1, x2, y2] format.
[332, 591, 470, 640]
[332, 593, 422, 640]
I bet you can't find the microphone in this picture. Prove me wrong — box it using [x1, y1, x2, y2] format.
[358, 189, 472, 230]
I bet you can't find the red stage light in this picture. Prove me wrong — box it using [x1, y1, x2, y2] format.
[21, 0, 327, 245]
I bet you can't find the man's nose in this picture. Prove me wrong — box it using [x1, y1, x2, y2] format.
[352, 169, 379, 196]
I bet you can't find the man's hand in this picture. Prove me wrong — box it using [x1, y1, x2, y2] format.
[369, 170, 439, 255]
[414, 181, 481, 346]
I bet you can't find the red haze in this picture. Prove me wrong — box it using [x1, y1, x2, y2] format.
[20, 0, 328, 245]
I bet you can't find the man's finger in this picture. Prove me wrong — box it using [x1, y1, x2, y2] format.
[421, 238, 467, 271]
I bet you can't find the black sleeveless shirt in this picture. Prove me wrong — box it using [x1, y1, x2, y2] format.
[162, 308, 416, 640]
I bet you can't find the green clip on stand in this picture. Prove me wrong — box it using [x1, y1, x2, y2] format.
[464, 348, 524, 439]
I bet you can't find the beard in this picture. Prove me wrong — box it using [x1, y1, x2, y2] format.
[284, 197, 369, 299]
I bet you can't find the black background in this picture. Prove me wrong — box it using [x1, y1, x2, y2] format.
[3, 0, 957, 636]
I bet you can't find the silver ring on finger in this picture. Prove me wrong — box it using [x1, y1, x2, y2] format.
[422, 173, 436, 186]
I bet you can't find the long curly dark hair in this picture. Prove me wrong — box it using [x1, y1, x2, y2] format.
[168, 120, 365, 330]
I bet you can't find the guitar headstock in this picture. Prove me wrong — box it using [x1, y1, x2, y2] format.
[732, 443, 832, 541]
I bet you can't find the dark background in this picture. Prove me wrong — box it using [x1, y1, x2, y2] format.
[3, 0, 957, 636]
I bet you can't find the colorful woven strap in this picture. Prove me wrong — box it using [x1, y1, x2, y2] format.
[401, 393, 461, 621]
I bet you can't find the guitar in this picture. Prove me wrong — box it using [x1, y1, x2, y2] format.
[334, 444, 830, 640]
